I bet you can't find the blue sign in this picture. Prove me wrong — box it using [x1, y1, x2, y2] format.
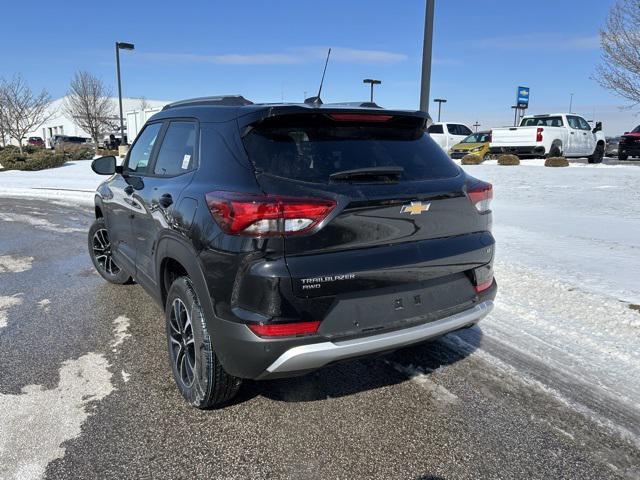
[517, 86, 530, 108]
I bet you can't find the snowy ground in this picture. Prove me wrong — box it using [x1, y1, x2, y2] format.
[458, 158, 640, 448]
[0, 156, 639, 453]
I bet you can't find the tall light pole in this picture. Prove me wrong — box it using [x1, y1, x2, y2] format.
[115, 41, 135, 144]
[473, 121, 481, 132]
[434, 98, 446, 122]
[569, 93, 574, 113]
[419, 0, 436, 113]
[363, 78, 381, 102]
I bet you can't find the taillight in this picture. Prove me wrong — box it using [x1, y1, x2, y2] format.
[474, 275, 494, 293]
[536, 127, 544, 142]
[248, 320, 321, 337]
[467, 182, 493, 213]
[328, 113, 393, 122]
[205, 191, 336, 237]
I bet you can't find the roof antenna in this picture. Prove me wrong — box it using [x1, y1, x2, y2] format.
[305, 48, 331, 105]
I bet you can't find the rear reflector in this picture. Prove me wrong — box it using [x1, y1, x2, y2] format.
[206, 191, 336, 237]
[328, 113, 393, 122]
[467, 182, 493, 213]
[248, 321, 321, 337]
[474, 277, 494, 293]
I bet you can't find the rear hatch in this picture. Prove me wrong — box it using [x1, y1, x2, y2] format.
[241, 109, 494, 334]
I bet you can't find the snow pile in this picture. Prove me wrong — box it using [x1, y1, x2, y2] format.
[0, 160, 102, 205]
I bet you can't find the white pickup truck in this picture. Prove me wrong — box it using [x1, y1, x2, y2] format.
[489, 113, 606, 163]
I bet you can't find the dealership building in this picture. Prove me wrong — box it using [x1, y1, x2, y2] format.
[27, 96, 170, 147]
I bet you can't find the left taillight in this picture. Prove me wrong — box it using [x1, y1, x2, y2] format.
[248, 320, 321, 338]
[205, 191, 336, 237]
[467, 182, 493, 213]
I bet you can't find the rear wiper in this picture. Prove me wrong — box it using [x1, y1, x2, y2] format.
[329, 166, 404, 182]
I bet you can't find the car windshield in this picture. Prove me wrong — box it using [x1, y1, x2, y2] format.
[243, 114, 460, 183]
[461, 132, 490, 143]
[631, 125, 640, 133]
[521, 116, 564, 127]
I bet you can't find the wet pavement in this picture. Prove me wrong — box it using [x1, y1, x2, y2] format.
[0, 197, 638, 480]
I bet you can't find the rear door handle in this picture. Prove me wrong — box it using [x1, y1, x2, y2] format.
[158, 193, 173, 208]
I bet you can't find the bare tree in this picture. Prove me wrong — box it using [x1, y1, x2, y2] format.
[0, 75, 53, 152]
[0, 94, 8, 147]
[138, 96, 150, 111]
[63, 71, 114, 150]
[595, 0, 640, 107]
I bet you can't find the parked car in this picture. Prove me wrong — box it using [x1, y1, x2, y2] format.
[618, 126, 640, 160]
[50, 135, 90, 149]
[449, 131, 491, 160]
[605, 137, 620, 157]
[490, 113, 606, 163]
[25, 136, 45, 148]
[88, 96, 496, 408]
[427, 122, 473, 152]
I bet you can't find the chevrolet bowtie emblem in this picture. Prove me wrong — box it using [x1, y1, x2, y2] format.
[400, 201, 431, 215]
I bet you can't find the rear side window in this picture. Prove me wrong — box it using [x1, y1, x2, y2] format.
[243, 114, 459, 183]
[521, 116, 564, 127]
[154, 121, 197, 176]
[427, 124, 443, 134]
[126, 123, 162, 174]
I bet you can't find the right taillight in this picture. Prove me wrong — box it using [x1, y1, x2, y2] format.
[467, 182, 493, 213]
[205, 191, 336, 237]
[536, 127, 544, 142]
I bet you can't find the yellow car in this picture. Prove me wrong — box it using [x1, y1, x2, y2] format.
[449, 131, 491, 161]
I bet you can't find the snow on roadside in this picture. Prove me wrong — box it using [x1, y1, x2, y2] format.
[0, 295, 22, 330]
[0, 160, 102, 206]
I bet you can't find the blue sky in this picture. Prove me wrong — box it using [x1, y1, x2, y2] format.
[1, 0, 635, 134]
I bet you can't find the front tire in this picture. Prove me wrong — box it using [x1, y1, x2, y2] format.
[619, 152, 628, 161]
[165, 277, 241, 408]
[588, 143, 604, 164]
[88, 218, 132, 284]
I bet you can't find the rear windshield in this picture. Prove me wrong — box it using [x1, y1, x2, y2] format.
[520, 116, 564, 127]
[462, 132, 490, 143]
[243, 114, 459, 183]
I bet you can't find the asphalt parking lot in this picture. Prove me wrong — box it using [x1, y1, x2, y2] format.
[1, 197, 639, 480]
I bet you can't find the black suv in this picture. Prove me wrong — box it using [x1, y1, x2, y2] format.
[89, 96, 496, 408]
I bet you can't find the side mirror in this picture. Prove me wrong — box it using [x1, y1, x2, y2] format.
[91, 156, 116, 175]
[592, 121, 602, 133]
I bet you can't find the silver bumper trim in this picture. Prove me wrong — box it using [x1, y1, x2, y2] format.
[265, 300, 493, 374]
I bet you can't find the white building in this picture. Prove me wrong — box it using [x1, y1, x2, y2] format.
[28, 96, 170, 147]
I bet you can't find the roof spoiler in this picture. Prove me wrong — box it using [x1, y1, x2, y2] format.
[163, 95, 253, 110]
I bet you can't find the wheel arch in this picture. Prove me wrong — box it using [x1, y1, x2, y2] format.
[156, 236, 216, 323]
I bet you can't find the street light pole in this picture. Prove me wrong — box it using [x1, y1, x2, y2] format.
[569, 93, 574, 113]
[473, 122, 481, 132]
[115, 41, 135, 144]
[419, 0, 436, 113]
[434, 98, 447, 122]
[363, 78, 381, 102]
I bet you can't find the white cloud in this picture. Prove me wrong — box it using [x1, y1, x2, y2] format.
[476, 34, 600, 51]
[136, 46, 407, 66]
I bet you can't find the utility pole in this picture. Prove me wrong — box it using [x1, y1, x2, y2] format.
[473, 121, 481, 132]
[115, 41, 135, 144]
[433, 98, 447, 122]
[569, 93, 574, 113]
[363, 79, 381, 103]
[419, 0, 435, 113]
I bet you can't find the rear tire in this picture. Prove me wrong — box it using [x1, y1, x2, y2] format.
[88, 218, 132, 284]
[165, 277, 241, 408]
[619, 152, 628, 161]
[548, 142, 562, 158]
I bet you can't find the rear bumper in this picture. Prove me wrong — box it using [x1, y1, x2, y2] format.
[489, 145, 546, 158]
[258, 300, 493, 378]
